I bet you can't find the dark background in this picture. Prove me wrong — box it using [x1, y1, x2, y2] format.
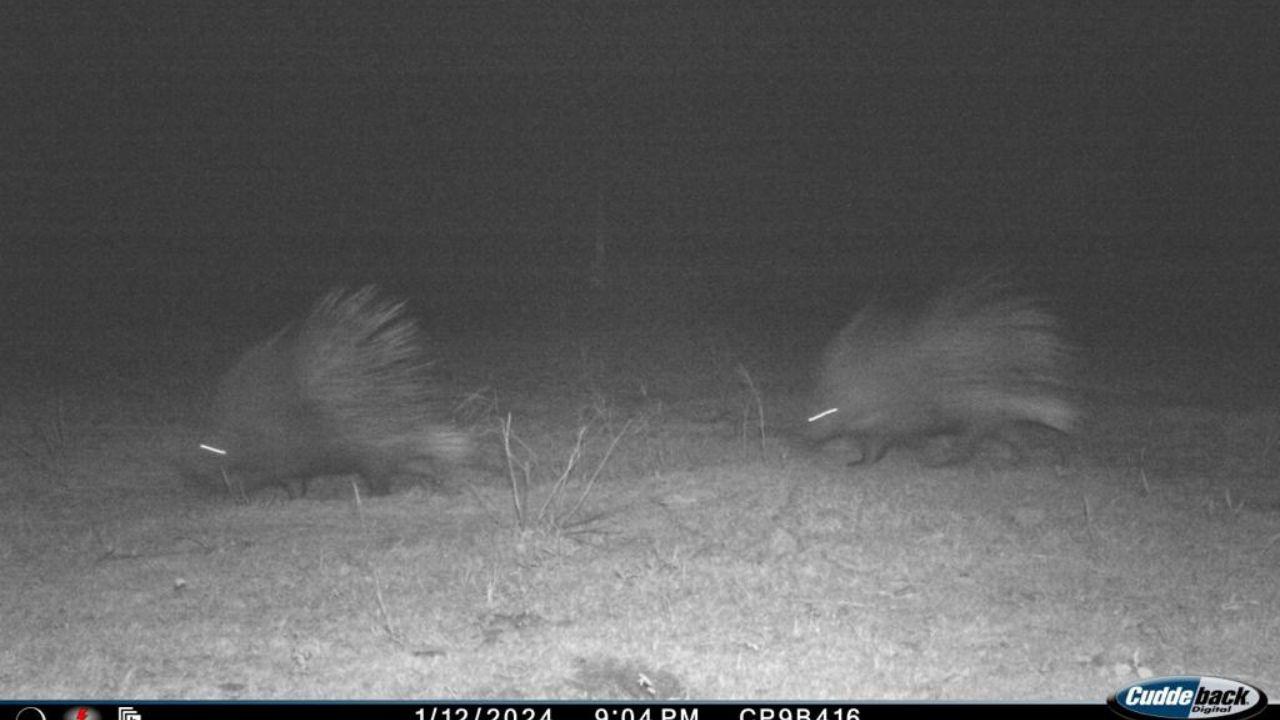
[3, 3, 1277, 396]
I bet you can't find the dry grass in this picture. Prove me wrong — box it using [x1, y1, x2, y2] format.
[1, 333, 1277, 700]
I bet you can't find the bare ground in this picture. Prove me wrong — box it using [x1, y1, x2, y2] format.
[1, 331, 1277, 700]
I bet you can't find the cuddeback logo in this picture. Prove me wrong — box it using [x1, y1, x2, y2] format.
[1109, 676, 1268, 720]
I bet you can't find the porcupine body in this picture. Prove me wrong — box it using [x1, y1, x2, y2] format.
[803, 273, 1078, 466]
[201, 286, 471, 497]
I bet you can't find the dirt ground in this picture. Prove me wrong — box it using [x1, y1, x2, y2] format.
[1, 326, 1277, 701]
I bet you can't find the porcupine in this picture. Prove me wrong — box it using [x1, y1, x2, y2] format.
[199, 286, 471, 497]
[803, 272, 1079, 466]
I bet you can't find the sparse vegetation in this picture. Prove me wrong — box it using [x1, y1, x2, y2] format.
[0, 333, 1277, 700]
[498, 411, 633, 534]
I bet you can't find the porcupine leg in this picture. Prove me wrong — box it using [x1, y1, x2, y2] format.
[278, 477, 309, 499]
[919, 430, 982, 467]
[982, 428, 1024, 465]
[990, 422, 1067, 466]
[357, 457, 395, 496]
[849, 434, 891, 466]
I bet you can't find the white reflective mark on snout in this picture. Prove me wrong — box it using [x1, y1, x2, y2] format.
[807, 407, 840, 423]
[198, 443, 227, 456]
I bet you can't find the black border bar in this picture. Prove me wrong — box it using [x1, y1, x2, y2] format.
[2, 703, 1277, 720]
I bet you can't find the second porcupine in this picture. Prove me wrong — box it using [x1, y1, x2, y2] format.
[200, 286, 472, 497]
[803, 272, 1079, 466]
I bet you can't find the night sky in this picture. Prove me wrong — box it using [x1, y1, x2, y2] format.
[4, 4, 1279, 379]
